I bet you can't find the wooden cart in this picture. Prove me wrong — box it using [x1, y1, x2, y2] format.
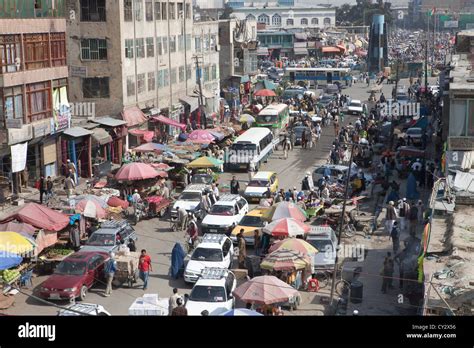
[113, 252, 140, 288]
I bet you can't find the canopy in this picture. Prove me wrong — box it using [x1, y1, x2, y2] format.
[264, 80, 278, 90]
[187, 130, 215, 144]
[179, 96, 199, 112]
[129, 129, 154, 142]
[187, 156, 223, 169]
[75, 199, 108, 219]
[152, 115, 186, 131]
[91, 127, 113, 145]
[0, 203, 69, 231]
[233, 275, 299, 305]
[220, 309, 263, 316]
[107, 196, 130, 209]
[260, 248, 311, 271]
[0, 251, 23, 271]
[262, 202, 307, 222]
[0, 222, 36, 236]
[121, 106, 147, 127]
[263, 218, 310, 237]
[0, 232, 35, 255]
[63, 127, 93, 138]
[115, 162, 159, 181]
[132, 142, 166, 153]
[74, 195, 109, 208]
[254, 89, 276, 97]
[268, 238, 318, 254]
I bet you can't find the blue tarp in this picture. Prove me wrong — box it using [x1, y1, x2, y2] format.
[0, 251, 23, 271]
[170, 243, 186, 279]
[69, 214, 81, 225]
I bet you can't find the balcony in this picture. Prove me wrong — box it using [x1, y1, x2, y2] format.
[0, 0, 66, 19]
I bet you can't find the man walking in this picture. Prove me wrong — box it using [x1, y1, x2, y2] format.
[138, 249, 152, 291]
[39, 176, 47, 204]
[398, 198, 410, 233]
[390, 222, 400, 254]
[230, 176, 240, 194]
[104, 252, 117, 297]
[237, 231, 247, 269]
[381, 252, 394, 293]
[67, 159, 78, 184]
[385, 201, 398, 235]
[171, 298, 188, 316]
[169, 288, 182, 315]
[46, 176, 53, 203]
[64, 174, 75, 200]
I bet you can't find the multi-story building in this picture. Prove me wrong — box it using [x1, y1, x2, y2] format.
[367, 14, 388, 74]
[66, 0, 195, 149]
[0, 0, 71, 195]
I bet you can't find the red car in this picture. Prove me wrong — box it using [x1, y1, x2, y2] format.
[39, 252, 108, 301]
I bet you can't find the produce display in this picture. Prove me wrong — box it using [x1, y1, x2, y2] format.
[45, 247, 74, 259]
[2, 269, 20, 283]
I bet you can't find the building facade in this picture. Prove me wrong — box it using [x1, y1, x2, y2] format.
[367, 14, 388, 74]
[0, 0, 71, 195]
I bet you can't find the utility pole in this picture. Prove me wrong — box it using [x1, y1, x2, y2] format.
[424, 40, 428, 97]
[193, 54, 206, 129]
[329, 142, 355, 307]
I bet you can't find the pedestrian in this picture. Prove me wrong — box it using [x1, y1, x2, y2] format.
[104, 252, 117, 297]
[301, 174, 311, 192]
[238, 231, 247, 269]
[168, 288, 182, 315]
[385, 201, 398, 235]
[64, 174, 75, 199]
[390, 221, 400, 254]
[69, 220, 81, 251]
[398, 198, 409, 233]
[212, 183, 220, 200]
[177, 206, 188, 232]
[248, 161, 256, 182]
[67, 159, 78, 184]
[417, 200, 424, 224]
[46, 176, 53, 202]
[408, 202, 418, 236]
[201, 192, 210, 213]
[395, 240, 409, 289]
[138, 249, 152, 291]
[171, 298, 188, 316]
[39, 175, 47, 204]
[254, 229, 261, 256]
[381, 252, 394, 293]
[230, 175, 240, 194]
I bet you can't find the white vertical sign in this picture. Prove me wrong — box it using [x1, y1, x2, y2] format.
[11, 142, 28, 173]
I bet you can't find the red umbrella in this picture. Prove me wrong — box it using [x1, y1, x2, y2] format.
[151, 163, 172, 171]
[254, 89, 277, 97]
[263, 218, 310, 237]
[156, 171, 168, 178]
[187, 130, 215, 144]
[115, 163, 159, 181]
[233, 275, 300, 305]
[75, 199, 108, 219]
[107, 196, 129, 209]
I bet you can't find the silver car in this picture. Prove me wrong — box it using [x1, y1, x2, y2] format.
[306, 227, 338, 271]
[81, 220, 137, 253]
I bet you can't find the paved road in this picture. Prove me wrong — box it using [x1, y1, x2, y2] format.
[4, 78, 435, 315]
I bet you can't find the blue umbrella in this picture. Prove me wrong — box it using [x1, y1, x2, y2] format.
[0, 251, 23, 271]
[221, 308, 263, 316]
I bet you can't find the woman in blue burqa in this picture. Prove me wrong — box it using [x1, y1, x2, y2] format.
[406, 172, 419, 201]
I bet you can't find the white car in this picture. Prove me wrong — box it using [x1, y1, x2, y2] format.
[306, 226, 338, 272]
[405, 127, 423, 144]
[185, 268, 236, 316]
[171, 184, 214, 220]
[184, 234, 234, 284]
[347, 99, 363, 115]
[201, 194, 249, 235]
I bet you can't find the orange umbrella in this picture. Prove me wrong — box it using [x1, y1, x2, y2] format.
[254, 89, 277, 97]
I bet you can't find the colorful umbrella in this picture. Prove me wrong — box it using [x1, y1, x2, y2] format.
[254, 89, 277, 97]
[187, 156, 223, 169]
[239, 114, 256, 124]
[187, 130, 215, 144]
[268, 238, 318, 254]
[262, 202, 307, 222]
[263, 218, 310, 237]
[233, 275, 299, 305]
[0, 251, 23, 271]
[115, 162, 160, 181]
[0, 222, 36, 236]
[0, 232, 35, 255]
[107, 196, 129, 209]
[133, 143, 167, 152]
[75, 199, 108, 219]
[220, 308, 263, 316]
[151, 163, 173, 171]
[260, 248, 311, 272]
[74, 195, 109, 208]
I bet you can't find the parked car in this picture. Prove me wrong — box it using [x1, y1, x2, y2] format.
[185, 268, 236, 315]
[306, 226, 338, 271]
[244, 171, 279, 202]
[170, 184, 214, 220]
[293, 126, 311, 146]
[184, 234, 234, 284]
[40, 252, 108, 301]
[312, 164, 349, 184]
[318, 94, 335, 108]
[201, 194, 249, 235]
[81, 220, 137, 253]
[324, 84, 339, 95]
[347, 99, 363, 115]
[405, 127, 423, 144]
[230, 207, 269, 245]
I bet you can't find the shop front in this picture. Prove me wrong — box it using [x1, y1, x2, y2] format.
[61, 127, 93, 179]
[91, 117, 128, 165]
[179, 96, 200, 127]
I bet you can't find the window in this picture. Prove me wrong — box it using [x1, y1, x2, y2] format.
[0, 35, 22, 74]
[135, 38, 145, 58]
[301, 18, 308, 25]
[311, 18, 318, 25]
[257, 14, 269, 25]
[26, 81, 51, 122]
[323, 17, 331, 25]
[194, 36, 201, 52]
[203, 35, 209, 52]
[449, 99, 474, 137]
[163, 68, 169, 86]
[80, 0, 106, 21]
[135, 0, 142, 21]
[170, 67, 177, 84]
[24, 34, 50, 70]
[169, 35, 176, 53]
[179, 66, 185, 82]
[81, 39, 107, 60]
[124, 0, 133, 21]
[211, 64, 217, 80]
[169, 2, 175, 19]
[177, 2, 183, 18]
[186, 34, 191, 49]
[126, 75, 135, 96]
[210, 34, 217, 51]
[50, 33, 66, 66]
[161, 2, 167, 19]
[83, 77, 109, 99]
[125, 39, 134, 58]
[203, 66, 210, 82]
[137, 73, 145, 94]
[158, 70, 164, 88]
[469, 101, 474, 136]
[162, 37, 168, 53]
[1, 86, 23, 120]
[156, 37, 162, 55]
[286, 18, 293, 25]
[271, 14, 281, 26]
[146, 37, 154, 57]
[178, 35, 184, 51]
[185, 3, 191, 18]
[145, 0, 153, 20]
[186, 65, 192, 81]
[246, 14, 255, 21]
[154, 0, 161, 20]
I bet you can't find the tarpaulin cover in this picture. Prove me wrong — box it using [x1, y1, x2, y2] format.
[35, 230, 58, 255]
[0, 203, 69, 232]
[0, 251, 22, 271]
[133, 142, 167, 152]
[129, 129, 154, 142]
[170, 242, 186, 279]
[108, 196, 130, 209]
[453, 171, 474, 193]
[152, 115, 186, 130]
[122, 107, 147, 127]
[0, 222, 36, 236]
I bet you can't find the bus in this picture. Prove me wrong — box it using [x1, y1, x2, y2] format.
[226, 127, 274, 171]
[284, 67, 352, 88]
[255, 103, 289, 130]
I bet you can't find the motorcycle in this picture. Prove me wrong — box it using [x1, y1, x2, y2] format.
[133, 201, 148, 225]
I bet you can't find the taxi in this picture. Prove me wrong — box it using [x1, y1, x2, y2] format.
[230, 207, 269, 245]
[244, 171, 279, 202]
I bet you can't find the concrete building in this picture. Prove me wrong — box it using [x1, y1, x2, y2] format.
[367, 14, 388, 74]
[230, 5, 336, 30]
[0, 0, 72, 196]
[66, 0, 195, 148]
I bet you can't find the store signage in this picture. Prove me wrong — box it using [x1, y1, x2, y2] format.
[70, 66, 87, 78]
